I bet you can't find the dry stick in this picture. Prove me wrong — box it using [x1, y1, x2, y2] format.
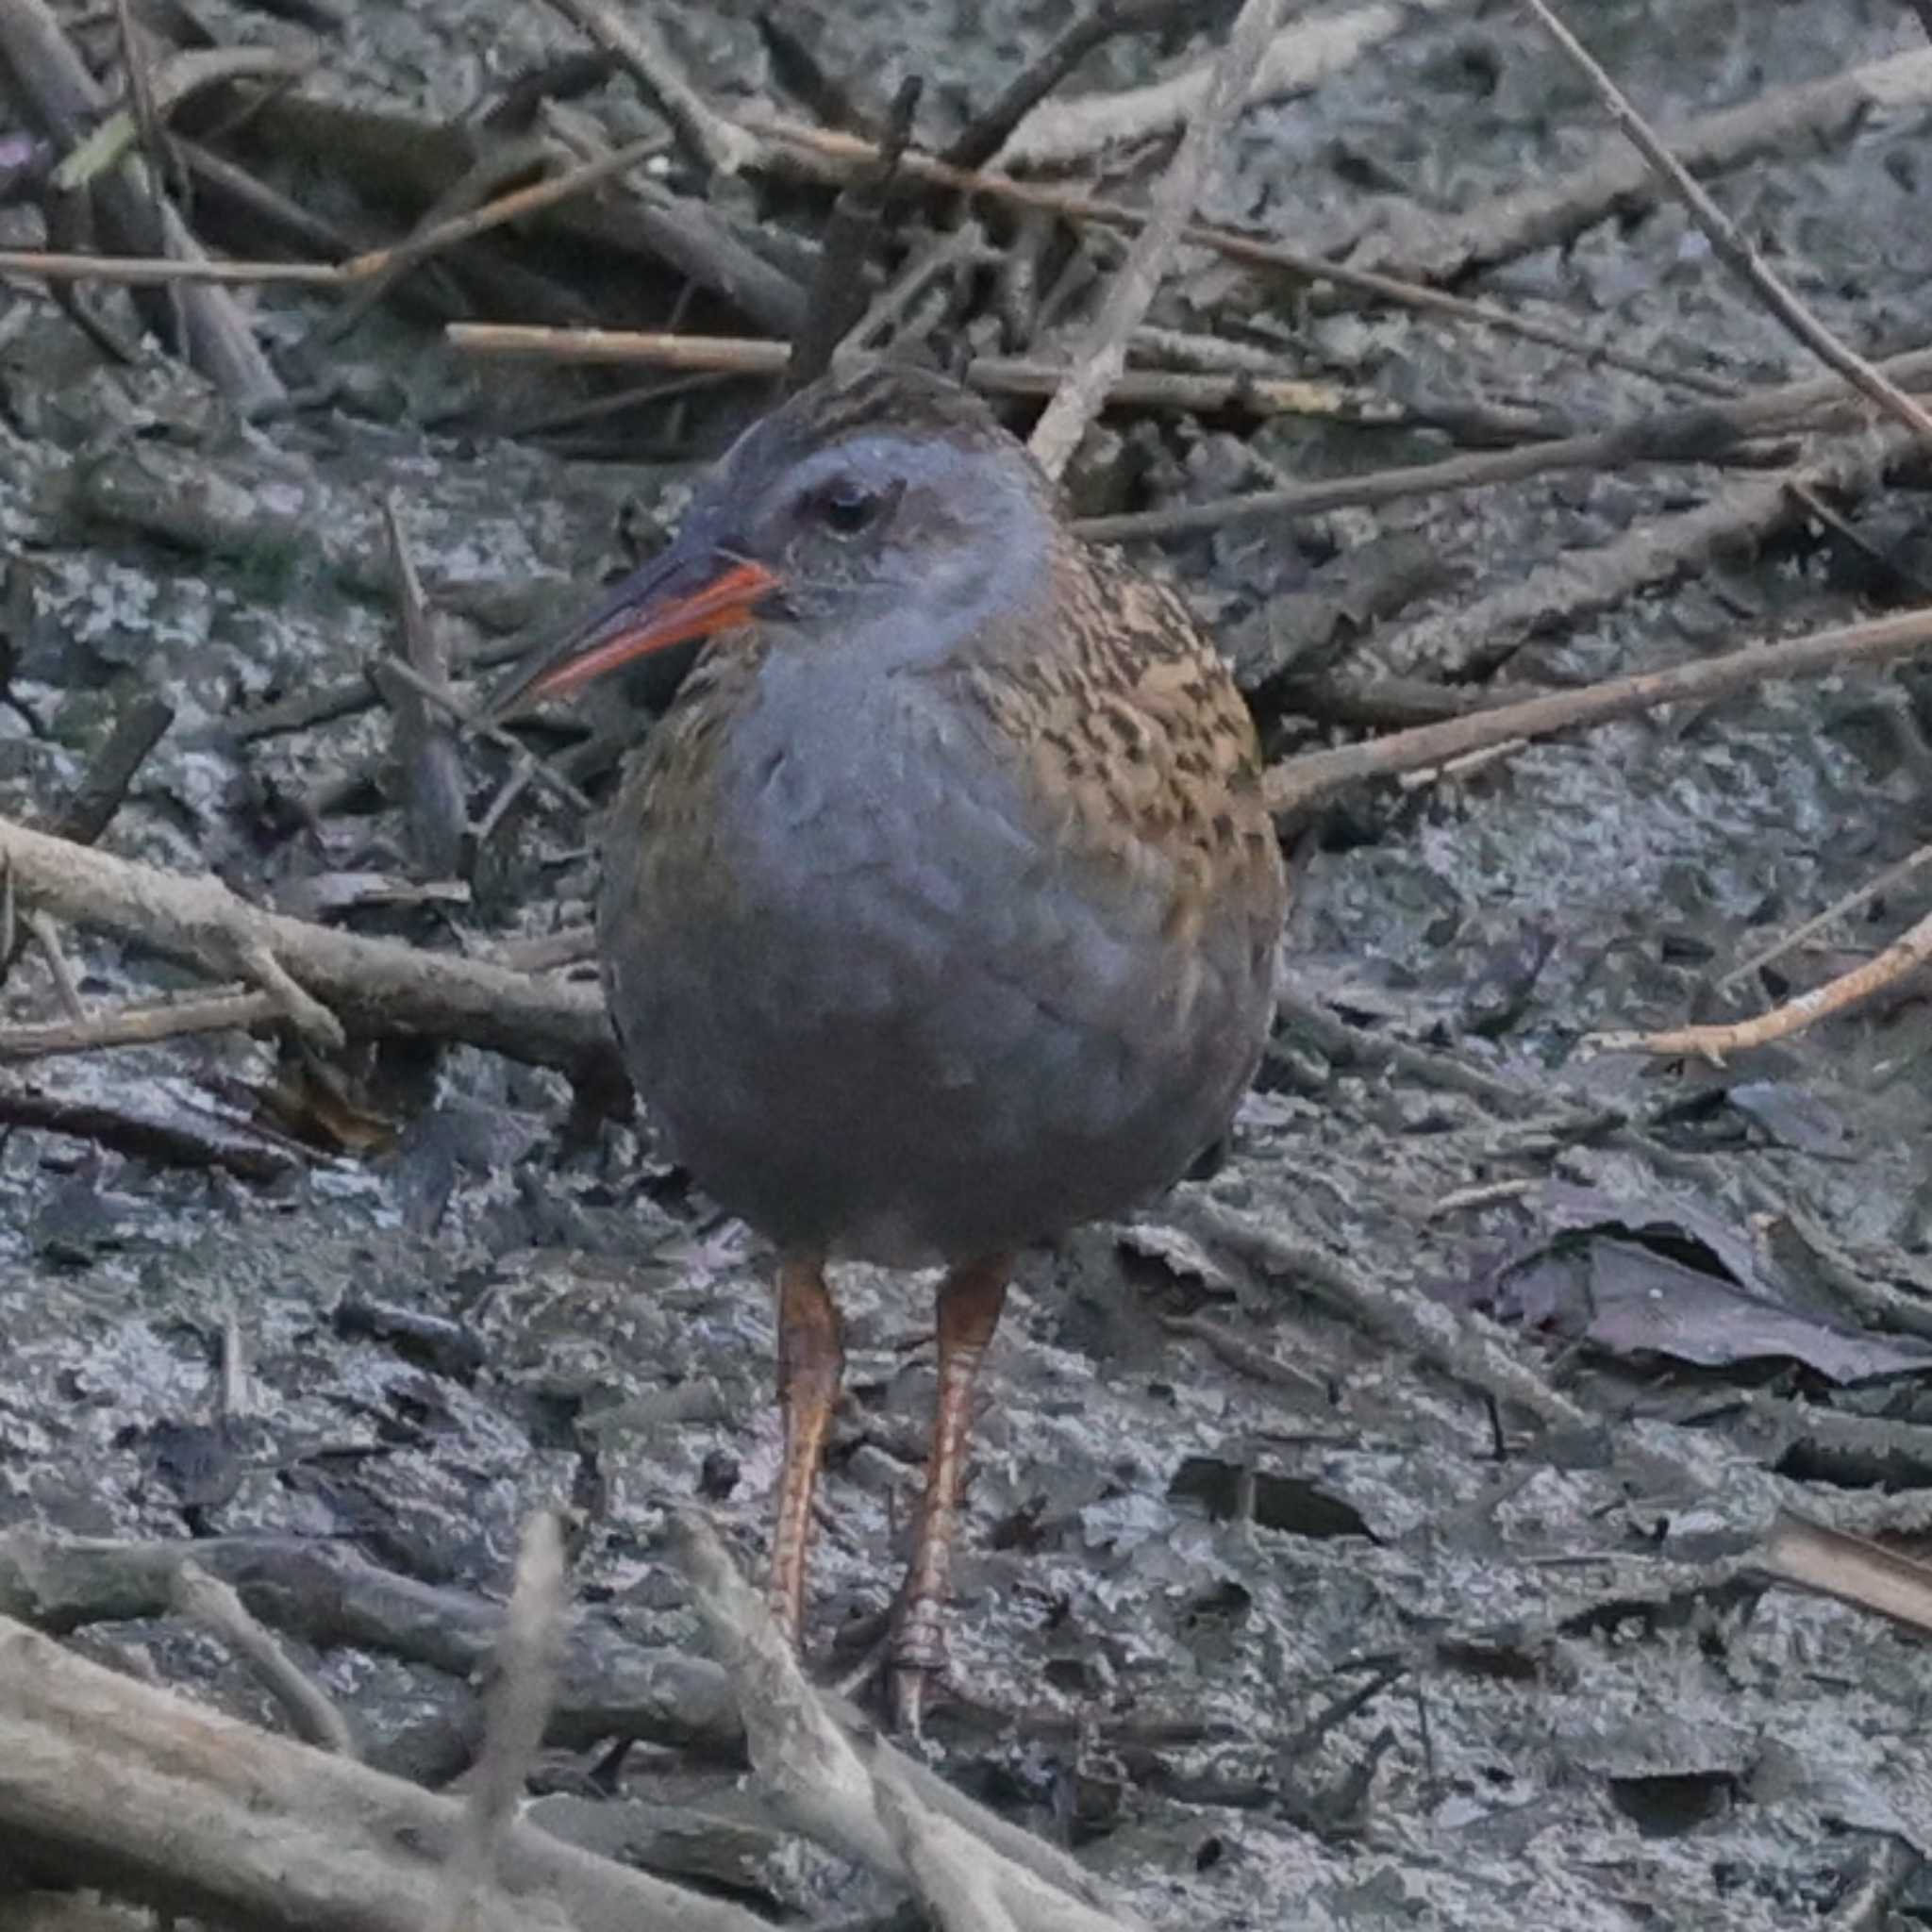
[0, 113, 1721, 399]
[537, 0, 759, 176]
[1718, 839, 1932, 992]
[1521, 0, 1932, 450]
[380, 656, 593, 816]
[446, 323, 1557, 437]
[534, 106, 806, 338]
[1030, 0, 1289, 479]
[379, 491, 470, 880]
[436, 1513, 565, 1932]
[1265, 603, 1932, 814]
[0, 988, 278, 1062]
[27, 912, 85, 1022]
[788, 76, 923, 390]
[0, 815, 611, 1072]
[944, 0, 1192, 171]
[742, 114, 1739, 398]
[0, 129, 667, 290]
[1588, 906, 1932, 1061]
[170, 1559, 356, 1759]
[1082, 345, 1932, 542]
[670, 1510, 1146, 1932]
[1364, 425, 1912, 683]
[0, 1610, 765, 1932]
[0, 0, 283, 405]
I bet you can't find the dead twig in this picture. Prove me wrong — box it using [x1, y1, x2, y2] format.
[1520, 1, 1932, 450]
[436, 1513, 566, 1932]
[788, 77, 922, 389]
[1365, 426, 1914, 681]
[1080, 346, 1932, 543]
[0, 987, 279, 1062]
[995, 0, 1457, 171]
[0, 0, 283, 405]
[1267, 602, 1932, 814]
[1718, 839, 1932, 993]
[538, 0, 760, 175]
[944, 0, 1191, 171]
[1340, 46, 1932, 287]
[1587, 905, 1932, 1061]
[1029, 0, 1290, 479]
[0, 815, 610, 1073]
[445, 324, 1534, 436]
[739, 115, 1737, 398]
[171, 1559, 356, 1758]
[379, 493, 470, 880]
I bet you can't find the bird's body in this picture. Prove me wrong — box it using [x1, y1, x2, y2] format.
[602, 535, 1280, 1267]
[505, 367, 1284, 1723]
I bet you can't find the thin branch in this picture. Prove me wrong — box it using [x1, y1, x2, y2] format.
[1520, 0, 1932, 448]
[1588, 905, 1932, 1061]
[1029, 0, 1290, 478]
[170, 1559, 356, 1758]
[1717, 840, 1932, 993]
[741, 114, 1737, 398]
[436, 1513, 566, 1932]
[538, 0, 760, 175]
[1265, 603, 1932, 814]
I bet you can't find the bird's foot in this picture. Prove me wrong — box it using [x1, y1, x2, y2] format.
[825, 1596, 957, 1737]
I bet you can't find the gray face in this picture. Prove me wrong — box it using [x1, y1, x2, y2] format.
[696, 415, 1050, 641]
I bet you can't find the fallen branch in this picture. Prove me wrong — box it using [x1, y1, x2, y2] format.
[443, 324, 1420, 426]
[0, 0, 284, 406]
[0, 815, 610, 1074]
[1078, 345, 1932, 544]
[1366, 425, 1914, 679]
[0, 1610, 765, 1932]
[0, 1526, 741, 1758]
[1265, 601, 1932, 812]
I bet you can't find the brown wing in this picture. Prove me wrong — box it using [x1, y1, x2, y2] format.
[959, 536, 1286, 976]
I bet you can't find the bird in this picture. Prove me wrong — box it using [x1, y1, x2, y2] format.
[497, 364, 1286, 1727]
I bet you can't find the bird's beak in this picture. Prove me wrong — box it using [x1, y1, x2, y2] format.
[487, 548, 781, 718]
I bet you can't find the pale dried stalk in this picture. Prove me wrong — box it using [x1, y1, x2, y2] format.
[1027, 0, 1291, 480]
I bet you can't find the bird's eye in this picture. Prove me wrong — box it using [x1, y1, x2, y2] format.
[815, 482, 879, 537]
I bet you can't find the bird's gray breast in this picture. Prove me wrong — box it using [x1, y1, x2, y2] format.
[601, 651, 1268, 1264]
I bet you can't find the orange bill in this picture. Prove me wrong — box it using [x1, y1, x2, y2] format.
[486, 553, 781, 721]
[528, 558, 780, 701]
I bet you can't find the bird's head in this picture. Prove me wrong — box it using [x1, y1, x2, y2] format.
[492, 366, 1058, 713]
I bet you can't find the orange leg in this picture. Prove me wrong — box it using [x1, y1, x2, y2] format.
[891, 1254, 1011, 1730]
[769, 1250, 842, 1647]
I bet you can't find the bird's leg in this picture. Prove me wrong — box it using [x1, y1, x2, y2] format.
[890, 1253, 1011, 1731]
[770, 1250, 841, 1647]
